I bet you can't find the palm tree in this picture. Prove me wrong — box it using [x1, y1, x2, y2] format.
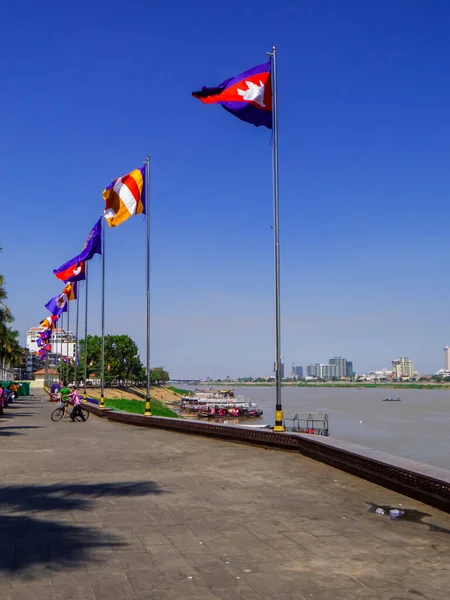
[0, 246, 23, 379]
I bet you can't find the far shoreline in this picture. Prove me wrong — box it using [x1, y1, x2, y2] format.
[192, 381, 450, 391]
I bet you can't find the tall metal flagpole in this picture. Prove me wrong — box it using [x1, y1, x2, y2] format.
[60, 312, 64, 383]
[144, 156, 152, 415]
[66, 301, 70, 384]
[100, 218, 106, 408]
[74, 288, 80, 385]
[83, 262, 89, 401]
[268, 46, 284, 431]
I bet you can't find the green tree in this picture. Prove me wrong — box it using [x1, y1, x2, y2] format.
[150, 366, 169, 385]
[79, 334, 145, 382]
[0, 248, 24, 379]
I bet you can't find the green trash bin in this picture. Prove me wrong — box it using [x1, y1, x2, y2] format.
[17, 382, 30, 397]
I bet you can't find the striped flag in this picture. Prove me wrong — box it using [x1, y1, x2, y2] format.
[103, 166, 146, 228]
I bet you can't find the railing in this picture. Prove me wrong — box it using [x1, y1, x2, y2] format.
[283, 412, 329, 436]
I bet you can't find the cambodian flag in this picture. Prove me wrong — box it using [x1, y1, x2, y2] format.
[192, 61, 272, 129]
[54, 261, 86, 283]
[53, 219, 102, 279]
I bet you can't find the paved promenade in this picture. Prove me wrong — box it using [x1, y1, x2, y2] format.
[0, 393, 449, 600]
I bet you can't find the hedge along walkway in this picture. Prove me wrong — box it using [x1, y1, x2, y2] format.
[1, 391, 450, 600]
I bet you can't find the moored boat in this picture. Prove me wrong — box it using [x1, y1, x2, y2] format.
[180, 389, 263, 419]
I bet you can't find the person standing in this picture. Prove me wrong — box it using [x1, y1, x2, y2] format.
[50, 380, 61, 402]
[68, 386, 85, 422]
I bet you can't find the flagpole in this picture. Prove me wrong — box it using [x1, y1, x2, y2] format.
[100, 218, 106, 408]
[66, 301, 70, 384]
[83, 262, 89, 401]
[74, 288, 80, 385]
[144, 155, 152, 415]
[268, 46, 284, 431]
[60, 311, 65, 384]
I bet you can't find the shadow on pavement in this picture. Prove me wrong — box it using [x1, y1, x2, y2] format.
[0, 425, 42, 437]
[0, 481, 165, 572]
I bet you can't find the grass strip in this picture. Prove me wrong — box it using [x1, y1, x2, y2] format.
[167, 386, 194, 396]
[104, 397, 181, 418]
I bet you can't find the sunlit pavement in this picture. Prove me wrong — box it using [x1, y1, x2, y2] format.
[0, 392, 449, 600]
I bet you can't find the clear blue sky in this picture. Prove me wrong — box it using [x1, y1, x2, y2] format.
[2, 0, 450, 377]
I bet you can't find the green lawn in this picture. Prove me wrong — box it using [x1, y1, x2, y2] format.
[104, 397, 181, 418]
[167, 386, 194, 396]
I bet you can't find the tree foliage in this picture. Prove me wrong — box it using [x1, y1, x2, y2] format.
[0, 247, 24, 376]
[150, 366, 169, 385]
[79, 334, 148, 382]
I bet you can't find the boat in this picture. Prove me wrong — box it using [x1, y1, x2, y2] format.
[382, 397, 401, 402]
[180, 389, 263, 419]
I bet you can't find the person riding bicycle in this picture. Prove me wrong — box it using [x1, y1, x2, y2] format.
[68, 386, 86, 422]
[60, 382, 71, 405]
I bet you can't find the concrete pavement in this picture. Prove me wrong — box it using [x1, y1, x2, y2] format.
[0, 391, 449, 600]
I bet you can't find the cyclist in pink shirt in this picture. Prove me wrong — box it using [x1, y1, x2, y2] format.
[68, 386, 86, 422]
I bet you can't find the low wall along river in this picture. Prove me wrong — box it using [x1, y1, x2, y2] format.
[187, 385, 450, 471]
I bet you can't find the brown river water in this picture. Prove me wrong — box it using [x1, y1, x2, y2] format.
[185, 386, 450, 471]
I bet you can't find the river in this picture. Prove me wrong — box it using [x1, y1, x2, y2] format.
[185, 385, 450, 470]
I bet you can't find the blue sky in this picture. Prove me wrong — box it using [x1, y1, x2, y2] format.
[2, 0, 450, 377]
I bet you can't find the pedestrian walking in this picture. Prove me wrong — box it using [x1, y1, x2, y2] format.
[68, 386, 85, 422]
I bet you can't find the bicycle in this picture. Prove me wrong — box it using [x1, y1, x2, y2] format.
[51, 400, 89, 422]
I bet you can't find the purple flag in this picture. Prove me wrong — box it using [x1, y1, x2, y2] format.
[53, 218, 102, 277]
[192, 61, 272, 129]
[45, 294, 68, 318]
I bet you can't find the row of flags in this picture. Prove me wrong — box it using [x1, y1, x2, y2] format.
[34, 166, 147, 361]
[34, 57, 272, 363]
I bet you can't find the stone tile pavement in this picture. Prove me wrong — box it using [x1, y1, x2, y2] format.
[0, 392, 449, 599]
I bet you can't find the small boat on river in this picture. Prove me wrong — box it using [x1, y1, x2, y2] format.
[382, 397, 401, 402]
[180, 389, 263, 419]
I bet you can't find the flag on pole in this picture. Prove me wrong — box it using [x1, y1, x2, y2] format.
[192, 61, 272, 128]
[53, 219, 102, 278]
[45, 283, 77, 317]
[54, 261, 86, 283]
[40, 316, 58, 330]
[62, 282, 77, 301]
[45, 292, 68, 317]
[103, 166, 146, 228]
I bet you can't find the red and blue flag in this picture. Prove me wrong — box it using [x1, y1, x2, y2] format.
[54, 261, 86, 283]
[192, 61, 272, 129]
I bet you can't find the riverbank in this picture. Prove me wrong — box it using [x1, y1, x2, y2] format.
[200, 381, 450, 390]
[86, 386, 182, 418]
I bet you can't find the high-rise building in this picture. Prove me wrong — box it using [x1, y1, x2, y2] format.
[346, 361, 354, 377]
[392, 357, 414, 378]
[445, 347, 450, 371]
[307, 363, 337, 379]
[292, 365, 303, 379]
[280, 357, 285, 379]
[26, 327, 78, 360]
[329, 357, 348, 379]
